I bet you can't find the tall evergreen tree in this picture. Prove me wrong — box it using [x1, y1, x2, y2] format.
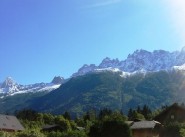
[63, 111, 71, 120]
[98, 108, 112, 120]
[141, 105, 151, 119]
[137, 106, 141, 113]
[128, 108, 133, 120]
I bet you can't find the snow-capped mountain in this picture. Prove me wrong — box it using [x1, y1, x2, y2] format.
[2, 48, 185, 96]
[0, 77, 19, 93]
[72, 48, 185, 77]
[0, 76, 64, 96]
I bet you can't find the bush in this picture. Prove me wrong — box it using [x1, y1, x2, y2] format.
[16, 129, 46, 137]
[47, 130, 87, 137]
[55, 116, 71, 131]
[89, 120, 132, 137]
[160, 122, 182, 137]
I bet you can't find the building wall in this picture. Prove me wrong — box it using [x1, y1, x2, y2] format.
[155, 104, 185, 124]
[132, 129, 159, 137]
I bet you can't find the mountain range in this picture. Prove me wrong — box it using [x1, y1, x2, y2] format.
[0, 76, 64, 97]
[72, 48, 185, 77]
[1, 48, 185, 115]
[2, 48, 185, 96]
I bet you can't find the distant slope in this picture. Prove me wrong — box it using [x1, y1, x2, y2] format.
[31, 72, 124, 115]
[0, 92, 48, 114]
[30, 70, 185, 116]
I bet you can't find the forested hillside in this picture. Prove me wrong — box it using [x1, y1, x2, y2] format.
[29, 70, 185, 116]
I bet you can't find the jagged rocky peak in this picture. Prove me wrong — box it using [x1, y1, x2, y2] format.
[131, 49, 153, 58]
[72, 48, 185, 77]
[51, 76, 64, 84]
[72, 64, 98, 77]
[129, 49, 148, 55]
[79, 64, 97, 72]
[0, 76, 63, 96]
[120, 49, 176, 72]
[134, 49, 150, 54]
[129, 49, 171, 58]
[0, 77, 19, 93]
[99, 57, 120, 68]
[1, 77, 17, 88]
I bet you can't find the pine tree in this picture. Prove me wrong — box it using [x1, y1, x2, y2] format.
[127, 108, 133, 120]
[141, 105, 151, 119]
[137, 106, 141, 113]
[63, 111, 71, 120]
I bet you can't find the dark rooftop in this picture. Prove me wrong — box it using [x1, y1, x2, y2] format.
[0, 114, 24, 131]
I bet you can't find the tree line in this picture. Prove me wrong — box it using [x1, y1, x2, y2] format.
[2, 104, 185, 137]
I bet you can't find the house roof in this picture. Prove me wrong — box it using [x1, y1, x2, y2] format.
[130, 120, 161, 129]
[125, 121, 134, 126]
[0, 114, 24, 131]
[76, 126, 85, 131]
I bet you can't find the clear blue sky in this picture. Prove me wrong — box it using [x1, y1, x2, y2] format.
[0, 0, 184, 84]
